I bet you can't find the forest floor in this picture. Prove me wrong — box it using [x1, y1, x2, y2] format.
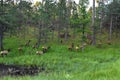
[0, 37, 120, 80]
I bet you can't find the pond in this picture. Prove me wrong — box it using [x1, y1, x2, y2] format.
[0, 63, 45, 77]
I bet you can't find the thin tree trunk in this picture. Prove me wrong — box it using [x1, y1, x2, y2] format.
[51, 30, 54, 40]
[92, 0, 96, 45]
[0, 35, 3, 51]
[37, 23, 42, 47]
[99, 0, 104, 40]
[115, 16, 119, 38]
[100, 17, 103, 37]
[99, 15, 103, 42]
[0, 0, 4, 50]
[23, 25, 26, 40]
[44, 26, 47, 43]
[0, 25, 4, 51]
[109, 15, 113, 41]
[82, 24, 85, 52]
[65, 23, 68, 41]
[65, 8, 70, 41]
[58, 21, 60, 43]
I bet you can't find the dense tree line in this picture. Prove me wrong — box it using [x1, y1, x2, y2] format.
[0, 0, 120, 50]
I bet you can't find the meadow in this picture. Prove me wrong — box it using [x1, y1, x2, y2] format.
[0, 0, 120, 80]
[0, 37, 120, 80]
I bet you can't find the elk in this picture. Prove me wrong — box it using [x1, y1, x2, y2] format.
[42, 46, 51, 53]
[0, 49, 11, 57]
[36, 51, 44, 55]
[18, 47, 23, 52]
[75, 45, 79, 51]
[68, 43, 74, 51]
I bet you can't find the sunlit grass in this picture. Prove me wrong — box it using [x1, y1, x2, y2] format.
[0, 37, 120, 80]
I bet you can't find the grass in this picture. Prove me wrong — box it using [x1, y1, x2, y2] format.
[0, 37, 120, 80]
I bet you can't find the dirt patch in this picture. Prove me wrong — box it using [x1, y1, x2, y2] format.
[0, 63, 45, 77]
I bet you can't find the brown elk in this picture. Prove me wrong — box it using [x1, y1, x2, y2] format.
[42, 46, 51, 53]
[68, 43, 74, 51]
[18, 47, 23, 52]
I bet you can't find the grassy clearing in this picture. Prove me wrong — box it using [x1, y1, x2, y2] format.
[0, 37, 120, 80]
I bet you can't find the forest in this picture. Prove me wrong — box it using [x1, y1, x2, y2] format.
[0, 0, 120, 80]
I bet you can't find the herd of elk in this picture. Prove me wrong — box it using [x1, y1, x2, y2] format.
[68, 43, 87, 52]
[0, 37, 112, 57]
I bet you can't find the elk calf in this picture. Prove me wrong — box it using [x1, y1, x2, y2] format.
[0, 49, 11, 57]
[75, 46, 79, 51]
[36, 51, 43, 55]
[42, 46, 51, 53]
[18, 47, 23, 52]
[68, 43, 74, 51]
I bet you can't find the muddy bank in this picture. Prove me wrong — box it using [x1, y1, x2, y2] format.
[0, 63, 45, 76]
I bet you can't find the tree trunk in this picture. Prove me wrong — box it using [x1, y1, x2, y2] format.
[64, 23, 68, 41]
[100, 17, 103, 37]
[65, 7, 70, 41]
[0, 35, 3, 51]
[0, 26, 4, 51]
[58, 21, 60, 43]
[0, 0, 4, 50]
[82, 24, 85, 52]
[99, 0, 104, 41]
[109, 15, 113, 41]
[51, 30, 54, 40]
[92, 0, 96, 45]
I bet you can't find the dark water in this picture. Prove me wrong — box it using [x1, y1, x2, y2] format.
[0, 63, 45, 76]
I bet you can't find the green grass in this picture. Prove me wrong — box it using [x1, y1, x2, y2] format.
[0, 37, 120, 80]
